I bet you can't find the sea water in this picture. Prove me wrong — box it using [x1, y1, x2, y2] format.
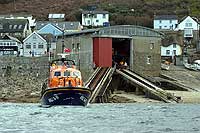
[0, 103, 199, 133]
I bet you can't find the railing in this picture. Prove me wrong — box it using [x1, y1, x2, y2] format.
[116, 69, 180, 103]
[86, 67, 115, 103]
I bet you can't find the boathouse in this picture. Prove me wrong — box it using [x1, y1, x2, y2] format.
[56, 25, 163, 77]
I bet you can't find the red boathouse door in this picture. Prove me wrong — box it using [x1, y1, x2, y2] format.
[93, 38, 112, 67]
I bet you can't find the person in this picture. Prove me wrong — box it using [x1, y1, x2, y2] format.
[120, 61, 124, 66]
[119, 59, 128, 69]
[124, 61, 128, 67]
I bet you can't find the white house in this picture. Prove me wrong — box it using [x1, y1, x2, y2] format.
[82, 10, 109, 27]
[23, 31, 47, 57]
[175, 16, 199, 38]
[161, 43, 182, 57]
[154, 15, 178, 30]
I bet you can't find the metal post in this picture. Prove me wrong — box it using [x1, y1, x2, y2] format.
[62, 30, 64, 53]
[48, 41, 51, 61]
[77, 42, 80, 70]
[197, 20, 199, 51]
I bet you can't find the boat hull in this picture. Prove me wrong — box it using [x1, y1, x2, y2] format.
[41, 87, 92, 106]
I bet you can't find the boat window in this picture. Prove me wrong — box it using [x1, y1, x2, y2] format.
[72, 71, 81, 77]
[64, 71, 71, 76]
[54, 71, 61, 76]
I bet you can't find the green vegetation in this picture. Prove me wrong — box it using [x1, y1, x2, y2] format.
[1, 0, 200, 27]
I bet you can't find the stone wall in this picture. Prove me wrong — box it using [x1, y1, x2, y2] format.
[0, 57, 49, 103]
[0, 56, 94, 103]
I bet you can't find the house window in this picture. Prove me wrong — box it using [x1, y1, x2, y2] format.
[0, 24, 3, 29]
[166, 50, 170, 55]
[87, 20, 90, 25]
[33, 34, 36, 39]
[26, 45, 31, 49]
[33, 45, 36, 48]
[173, 44, 176, 48]
[38, 45, 44, 48]
[72, 43, 75, 50]
[184, 28, 193, 37]
[159, 26, 162, 29]
[18, 25, 22, 29]
[88, 14, 93, 18]
[13, 25, 17, 29]
[170, 20, 172, 23]
[147, 56, 151, 64]
[173, 50, 176, 55]
[185, 23, 192, 27]
[94, 14, 97, 18]
[159, 20, 162, 23]
[150, 43, 154, 49]
[83, 14, 87, 18]
[77, 43, 80, 50]
[96, 19, 99, 22]
[9, 25, 12, 29]
[103, 14, 106, 18]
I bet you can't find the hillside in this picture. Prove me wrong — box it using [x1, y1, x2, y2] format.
[0, 0, 200, 27]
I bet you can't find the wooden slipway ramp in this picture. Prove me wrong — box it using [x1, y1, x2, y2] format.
[85, 67, 115, 103]
[116, 69, 180, 103]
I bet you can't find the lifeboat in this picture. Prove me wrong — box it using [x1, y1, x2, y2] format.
[41, 56, 92, 106]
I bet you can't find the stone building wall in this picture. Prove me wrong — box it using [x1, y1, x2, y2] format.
[132, 36, 161, 77]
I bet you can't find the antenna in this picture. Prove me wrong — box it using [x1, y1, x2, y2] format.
[57, 53, 70, 58]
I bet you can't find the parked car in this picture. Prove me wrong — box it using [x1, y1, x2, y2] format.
[184, 60, 200, 71]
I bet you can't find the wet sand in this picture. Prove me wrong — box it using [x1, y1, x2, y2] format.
[109, 91, 162, 103]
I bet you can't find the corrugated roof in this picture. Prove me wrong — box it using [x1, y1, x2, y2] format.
[96, 25, 164, 37]
[63, 25, 163, 38]
[154, 15, 178, 20]
[82, 10, 109, 14]
[63, 29, 98, 36]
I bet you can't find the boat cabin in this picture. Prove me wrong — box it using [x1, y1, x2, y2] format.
[49, 59, 83, 88]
